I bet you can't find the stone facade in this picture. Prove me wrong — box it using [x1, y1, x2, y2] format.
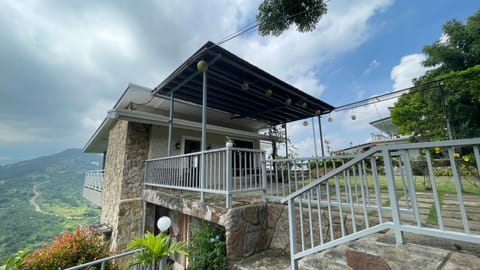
[102, 120, 150, 252]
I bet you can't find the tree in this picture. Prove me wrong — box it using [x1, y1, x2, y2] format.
[391, 10, 480, 140]
[422, 10, 480, 75]
[256, 0, 328, 36]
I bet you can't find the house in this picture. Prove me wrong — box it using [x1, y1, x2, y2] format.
[82, 41, 334, 268]
[82, 41, 480, 270]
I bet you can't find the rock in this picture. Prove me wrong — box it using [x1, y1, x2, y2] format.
[345, 248, 391, 270]
[442, 252, 480, 270]
[243, 205, 260, 225]
[267, 204, 284, 228]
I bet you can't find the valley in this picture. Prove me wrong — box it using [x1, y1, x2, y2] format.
[0, 149, 102, 263]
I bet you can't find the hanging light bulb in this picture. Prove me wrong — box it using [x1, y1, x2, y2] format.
[316, 110, 321, 115]
[196, 60, 208, 72]
[285, 98, 292, 105]
[303, 121, 308, 126]
[240, 82, 249, 91]
[351, 114, 356, 120]
[327, 115, 333, 122]
[265, 89, 273, 97]
[301, 102, 307, 108]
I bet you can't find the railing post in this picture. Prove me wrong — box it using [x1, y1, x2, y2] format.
[225, 146, 232, 208]
[288, 198, 298, 270]
[261, 151, 267, 201]
[382, 148, 404, 244]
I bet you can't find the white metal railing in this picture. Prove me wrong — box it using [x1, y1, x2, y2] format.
[145, 147, 267, 208]
[264, 155, 354, 201]
[283, 138, 480, 270]
[84, 170, 104, 191]
[65, 248, 141, 270]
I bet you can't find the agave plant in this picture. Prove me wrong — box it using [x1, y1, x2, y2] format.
[128, 232, 188, 268]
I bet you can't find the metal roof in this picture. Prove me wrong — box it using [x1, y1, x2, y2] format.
[153, 41, 334, 126]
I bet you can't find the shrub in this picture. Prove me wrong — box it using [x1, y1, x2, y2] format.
[188, 222, 226, 270]
[128, 231, 188, 268]
[21, 226, 115, 270]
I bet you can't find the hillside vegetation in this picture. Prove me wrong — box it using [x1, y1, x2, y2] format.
[0, 149, 102, 263]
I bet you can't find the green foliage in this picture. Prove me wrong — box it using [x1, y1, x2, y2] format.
[423, 10, 480, 73]
[0, 149, 102, 263]
[0, 250, 29, 270]
[128, 232, 188, 267]
[391, 9, 480, 140]
[257, 0, 327, 36]
[21, 227, 114, 270]
[188, 222, 226, 270]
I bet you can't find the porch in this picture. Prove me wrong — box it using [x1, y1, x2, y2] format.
[79, 138, 480, 269]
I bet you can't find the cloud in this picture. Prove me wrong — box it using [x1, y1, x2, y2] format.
[227, 0, 394, 97]
[390, 53, 430, 90]
[0, 0, 394, 163]
[363, 59, 380, 75]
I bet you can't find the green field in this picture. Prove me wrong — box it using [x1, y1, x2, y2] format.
[0, 149, 101, 263]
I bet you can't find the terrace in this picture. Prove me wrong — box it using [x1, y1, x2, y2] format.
[81, 138, 480, 269]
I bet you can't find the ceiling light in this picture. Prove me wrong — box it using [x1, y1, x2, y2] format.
[285, 98, 292, 105]
[265, 89, 273, 97]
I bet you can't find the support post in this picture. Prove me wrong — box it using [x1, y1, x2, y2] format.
[288, 199, 298, 270]
[311, 117, 318, 158]
[199, 61, 208, 203]
[317, 115, 325, 158]
[225, 146, 232, 208]
[439, 84, 453, 140]
[167, 93, 174, 156]
[284, 123, 289, 158]
[261, 150, 268, 200]
[382, 148, 404, 244]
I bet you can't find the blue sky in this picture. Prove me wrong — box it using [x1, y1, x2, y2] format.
[0, 0, 478, 164]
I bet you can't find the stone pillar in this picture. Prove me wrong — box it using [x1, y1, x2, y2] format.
[101, 120, 150, 252]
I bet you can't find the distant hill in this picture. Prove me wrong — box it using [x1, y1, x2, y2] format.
[0, 148, 101, 180]
[0, 149, 102, 263]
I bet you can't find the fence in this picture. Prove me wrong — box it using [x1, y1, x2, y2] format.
[282, 138, 480, 270]
[84, 170, 104, 191]
[144, 147, 267, 208]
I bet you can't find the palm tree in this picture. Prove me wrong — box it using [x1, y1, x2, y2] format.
[128, 232, 188, 269]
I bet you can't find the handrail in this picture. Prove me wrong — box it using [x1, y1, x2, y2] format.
[285, 138, 480, 270]
[64, 248, 142, 270]
[281, 148, 378, 203]
[145, 147, 267, 208]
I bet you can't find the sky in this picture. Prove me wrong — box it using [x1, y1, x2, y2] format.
[0, 0, 478, 165]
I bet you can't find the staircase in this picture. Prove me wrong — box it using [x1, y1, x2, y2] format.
[234, 230, 480, 270]
[281, 138, 480, 269]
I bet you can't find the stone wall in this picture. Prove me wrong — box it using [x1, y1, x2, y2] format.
[143, 190, 272, 265]
[101, 120, 150, 252]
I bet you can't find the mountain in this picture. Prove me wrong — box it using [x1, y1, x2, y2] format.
[0, 149, 102, 263]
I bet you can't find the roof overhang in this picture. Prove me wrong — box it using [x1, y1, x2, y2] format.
[153, 41, 334, 125]
[83, 83, 273, 153]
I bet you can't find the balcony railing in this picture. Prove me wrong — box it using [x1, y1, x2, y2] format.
[282, 138, 480, 270]
[84, 170, 104, 191]
[145, 147, 267, 208]
[83, 170, 104, 207]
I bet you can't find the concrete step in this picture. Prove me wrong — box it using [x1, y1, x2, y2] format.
[233, 230, 480, 270]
